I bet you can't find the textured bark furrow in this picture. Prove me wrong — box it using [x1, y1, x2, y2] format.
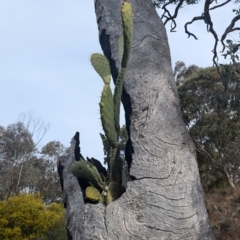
[122, 218, 132, 237]
[103, 180, 202, 238]
[82, 204, 106, 240]
[131, 35, 162, 53]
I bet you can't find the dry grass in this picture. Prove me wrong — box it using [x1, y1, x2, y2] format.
[205, 186, 240, 240]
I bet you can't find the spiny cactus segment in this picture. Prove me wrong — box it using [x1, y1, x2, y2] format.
[100, 85, 118, 147]
[85, 186, 103, 203]
[90, 53, 111, 85]
[106, 182, 123, 206]
[121, 2, 133, 68]
[114, 67, 126, 132]
[118, 35, 124, 63]
[71, 161, 104, 191]
[71, 2, 133, 205]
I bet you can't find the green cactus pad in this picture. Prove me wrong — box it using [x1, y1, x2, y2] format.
[110, 146, 122, 184]
[121, 2, 133, 68]
[91, 53, 111, 84]
[118, 35, 124, 63]
[71, 160, 104, 190]
[106, 181, 123, 205]
[85, 186, 102, 203]
[113, 67, 126, 132]
[100, 85, 118, 147]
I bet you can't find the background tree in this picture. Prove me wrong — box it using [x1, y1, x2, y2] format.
[0, 115, 66, 203]
[40, 141, 67, 203]
[0, 121, 37, 199]
[178, 63, 240, 189]
[18, 152, 64, 204]
[174, 60, 200, 86]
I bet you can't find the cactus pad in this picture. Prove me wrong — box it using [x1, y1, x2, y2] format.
[100, 85, 118, 147]
[121, 2, 133, 68]
[106, 181, 123, 205]
[110, 146, 122, 184]
[85, 186, 102, 203]
[113, 67, 126, 132]
[118, 35, 124, 63]
[71, 160, 104, 190]
[91, 53, 111, 84]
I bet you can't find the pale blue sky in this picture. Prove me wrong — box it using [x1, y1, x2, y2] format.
[0, 1, 237, 161]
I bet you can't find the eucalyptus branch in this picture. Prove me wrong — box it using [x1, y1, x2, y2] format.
[184, 16, 203, 39]
[209, 0, 231, 11]
[162, 0, 184, 32]
[193, 139, 216, 165]
[221, 15, 240, 52]
[184, 0, 219, 66]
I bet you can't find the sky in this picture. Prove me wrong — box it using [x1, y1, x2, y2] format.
[0, 0, 238, 161]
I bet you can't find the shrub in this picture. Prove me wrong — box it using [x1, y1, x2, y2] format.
[0, 193, 65, 240]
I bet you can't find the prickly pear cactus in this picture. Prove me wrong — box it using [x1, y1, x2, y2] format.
[93, 1, 133, 205]
[71, 161, 104, 191]
[121, 2, 133, 68]
[71, 1, 133, 206]
[106, 182, 123, 206]
[90, 53, 111, 85]
[85, 186, 103, 203]
[100, 84, 118, 147]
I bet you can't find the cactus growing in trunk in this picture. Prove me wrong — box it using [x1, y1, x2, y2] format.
[60, 0, 215, 238]
[71, 2, 133, 205]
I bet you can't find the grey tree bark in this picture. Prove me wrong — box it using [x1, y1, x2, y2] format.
[59, 0, 215, 239]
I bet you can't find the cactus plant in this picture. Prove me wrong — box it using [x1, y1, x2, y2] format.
[121, 1, 133, 68]
[71, 1, 133, 205]
[90, 53, 111, 85]
[99, 84, 118, 147]
[94, 1, 133, 204]
[85, 186, 103, 203]
[106, 181, 123, 206]
[99, 1, 133, 204]
[71, 160, 104, 191]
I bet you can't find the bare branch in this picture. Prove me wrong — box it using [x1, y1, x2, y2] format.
[19, 111, 50, 148]
[221, 15, 240, 52]
[162, 0, 184, 32]
[203, 0, 219, 66]
[159, 0, 240, 67]
[184, 0, 219, 66]
[209, 0, 231, 11]
[184, 16, 203, 39]
[193, 140, 225, 172]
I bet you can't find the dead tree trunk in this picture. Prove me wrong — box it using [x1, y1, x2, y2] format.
[59, 0, 215, 239]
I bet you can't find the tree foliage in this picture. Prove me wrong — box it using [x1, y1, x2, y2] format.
[174, 60, 200, 85]
[0, 116, 66, 203]
[0, 121, 37, 199]
[178, 62, 240, 189]
[0, 193, 66, 240]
